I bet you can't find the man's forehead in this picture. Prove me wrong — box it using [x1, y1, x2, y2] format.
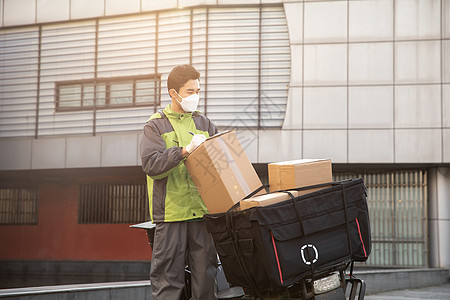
[181, 79, 200, 90]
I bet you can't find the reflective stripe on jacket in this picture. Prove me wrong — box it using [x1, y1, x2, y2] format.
[140, 104, 218, 222]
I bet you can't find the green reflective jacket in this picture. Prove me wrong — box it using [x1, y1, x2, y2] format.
[140, 105, 218, 222]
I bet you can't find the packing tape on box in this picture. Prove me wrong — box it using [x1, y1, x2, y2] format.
[216, 136, 251, 195]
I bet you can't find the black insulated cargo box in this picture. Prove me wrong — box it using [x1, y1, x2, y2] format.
[204, 178, 371, 293]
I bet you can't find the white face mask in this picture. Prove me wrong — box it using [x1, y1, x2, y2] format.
[176, 92, 199, 112]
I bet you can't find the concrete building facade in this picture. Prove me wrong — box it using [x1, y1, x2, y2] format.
[0, 0, 449, 284]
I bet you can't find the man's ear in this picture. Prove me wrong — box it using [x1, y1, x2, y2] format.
[169, 89, 176, 99]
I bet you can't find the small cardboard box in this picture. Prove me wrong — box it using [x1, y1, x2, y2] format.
[185, 130, 263, 214]
[240, 190, 299, 210]
[268, 159, 332, 195]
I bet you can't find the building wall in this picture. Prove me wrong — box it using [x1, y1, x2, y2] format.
[0, 0, 449, 270]
[282, 0, 449, 164]
[0, 134, 142, 170]
[428, 167, 450, 268]
[0, 168, 151, 261]
[0, 0, 449, 167]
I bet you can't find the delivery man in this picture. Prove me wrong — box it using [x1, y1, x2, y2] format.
[140, 65, 218, 300]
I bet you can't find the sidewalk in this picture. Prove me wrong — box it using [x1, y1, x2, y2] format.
[364, 283, 450, 300]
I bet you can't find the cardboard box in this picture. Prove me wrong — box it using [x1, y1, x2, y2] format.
[185, 130, 263, 214]
[240, 190, 299, 210]
[268, 159, 332, 195]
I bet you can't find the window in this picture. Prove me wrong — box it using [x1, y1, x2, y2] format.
[79, 183, 148, 224]
[334, 170, 427, 267]
[56, 75, 161, 111]
[0, 188, 39, 225]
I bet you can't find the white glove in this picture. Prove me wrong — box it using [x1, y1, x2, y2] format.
[186, 134, 206, 153]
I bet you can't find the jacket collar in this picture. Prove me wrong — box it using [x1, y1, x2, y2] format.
[163, 104, 198, 119]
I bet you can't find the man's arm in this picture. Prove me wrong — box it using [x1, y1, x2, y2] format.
[208, 117, 219, 136]
[140, 122, 186, 178]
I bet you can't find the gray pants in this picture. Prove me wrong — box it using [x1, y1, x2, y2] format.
[150, 221, 218, 300]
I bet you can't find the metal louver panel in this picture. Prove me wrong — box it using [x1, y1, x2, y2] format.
[334, 170, 428, 267]
[39, 21, 97, 136]
[0, 27, 39, 137]
[79, 183, 148, 224]
[0, 5, 290, 138]
[204, 6, 290, 129]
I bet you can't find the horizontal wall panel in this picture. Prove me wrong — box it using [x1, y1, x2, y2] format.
[0, 27, 39, 138]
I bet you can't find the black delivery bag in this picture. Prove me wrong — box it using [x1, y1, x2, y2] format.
[204, 178, 371, 293]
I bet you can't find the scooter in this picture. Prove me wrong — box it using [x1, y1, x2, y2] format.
[189, 259, 365, 300]
[131, 221, 366, 300]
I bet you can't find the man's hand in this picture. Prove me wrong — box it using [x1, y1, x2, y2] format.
[181, 147, 189, 158]
[185, 134, 206, 154]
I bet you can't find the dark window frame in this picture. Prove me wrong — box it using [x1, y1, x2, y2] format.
[78, 183, 148, 224]
[0, 187, 39, 225]
[55, 74, 161, 112]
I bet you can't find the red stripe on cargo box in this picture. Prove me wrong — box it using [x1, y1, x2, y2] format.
[270, 231, 284, 284]
[355, 218, 367, 257]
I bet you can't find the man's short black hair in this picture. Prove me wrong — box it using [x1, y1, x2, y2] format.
[167, 65, 200, 93]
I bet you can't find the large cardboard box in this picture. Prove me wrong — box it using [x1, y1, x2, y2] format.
[185, 130, 263, 214]
[268, 159, 332, 194]
[240, 190, 299, 210]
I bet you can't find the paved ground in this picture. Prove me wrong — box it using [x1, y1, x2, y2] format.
[364, 283, 450, 300]
[0, 281, 448, 300]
